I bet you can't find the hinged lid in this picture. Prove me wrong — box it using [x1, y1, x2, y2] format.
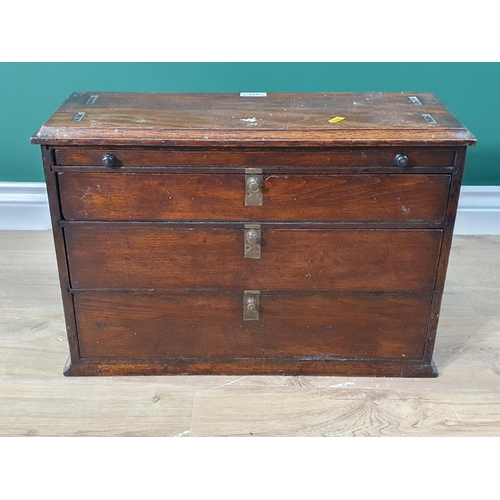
[30, 92, 476, 147]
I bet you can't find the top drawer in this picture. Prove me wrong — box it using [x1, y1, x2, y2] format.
[54, 147, 456, 169]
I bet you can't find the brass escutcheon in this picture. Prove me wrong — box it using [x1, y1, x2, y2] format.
[244, 224, 261, 259]
[243, 290, 260, 321]
[245, 169, 263, 206]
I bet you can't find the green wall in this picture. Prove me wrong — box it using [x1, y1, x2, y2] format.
[1, 63, 498, 185]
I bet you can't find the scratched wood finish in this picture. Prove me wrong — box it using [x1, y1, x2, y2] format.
[64, 226, 443, 291]
[86, 358, 436, 377]
[31, 92, 477, 147]
[54, 147, 457, 168]
[59, 172, 451, 223]
[75, 291, 430, 360]
[29, 92, 476, 377]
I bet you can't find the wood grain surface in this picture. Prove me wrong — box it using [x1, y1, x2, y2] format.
[53, 146, 457, 168]
[58, 172, 451, 222]
[30, 92, 476, 146]
[1, 231, 499, 436]
[75, 291, 431, 360]
[64, 225, 443, 291]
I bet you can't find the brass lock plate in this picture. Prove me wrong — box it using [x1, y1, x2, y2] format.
[245, 168, 263, 207]
[243, 290, 260, 321]
[244, 224, 261, 259]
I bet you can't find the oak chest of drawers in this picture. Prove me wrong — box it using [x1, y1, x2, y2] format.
[31, 92, 476, 377]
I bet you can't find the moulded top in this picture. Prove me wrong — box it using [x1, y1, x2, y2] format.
[30, 92, 477, 147]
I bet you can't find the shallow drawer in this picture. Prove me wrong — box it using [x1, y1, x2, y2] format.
[54, 147, 456, 168]
[75, 290, 430, 361]
[65, 225, 442, 292]
[58, 172, 451, 223]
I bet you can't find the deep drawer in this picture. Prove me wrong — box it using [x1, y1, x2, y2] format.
[58, 172, 451, 223]
[64, 225, 443, 292]
[75, 290, 431, 361]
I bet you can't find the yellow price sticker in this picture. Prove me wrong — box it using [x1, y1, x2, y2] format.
[328, 116, 346, 124]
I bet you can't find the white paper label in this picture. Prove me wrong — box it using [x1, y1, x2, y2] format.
[240, 92, 267, 97]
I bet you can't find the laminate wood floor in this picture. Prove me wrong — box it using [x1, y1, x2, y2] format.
[1, 231, 499, 436]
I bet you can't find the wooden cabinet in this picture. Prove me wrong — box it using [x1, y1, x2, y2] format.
[31, 92, 476, 377]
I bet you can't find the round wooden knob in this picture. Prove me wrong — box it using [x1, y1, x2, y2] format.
[102, 153, 116, 167]
[394, 153, 409, 167]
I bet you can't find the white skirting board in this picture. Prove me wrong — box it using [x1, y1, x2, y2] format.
[453, 186, 500, 235]
[0, 182, 52, 230]
[0, 182, 499, 234]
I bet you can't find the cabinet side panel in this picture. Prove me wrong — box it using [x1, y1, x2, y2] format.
[41, 146, 80, 363]
[423, 147, 467, 362]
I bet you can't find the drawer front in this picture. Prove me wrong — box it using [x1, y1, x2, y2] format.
[54, 147, 456, 168]
[65, 225, 442, 292]
[75, 291, 430, 360]
[59, 172, 451, 223]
